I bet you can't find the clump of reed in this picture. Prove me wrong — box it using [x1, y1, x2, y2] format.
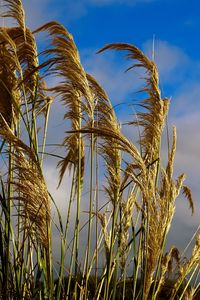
[0, 0, 199, 299]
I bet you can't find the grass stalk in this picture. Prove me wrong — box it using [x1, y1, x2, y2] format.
[4, 137, 13, 299]
[95, 139, 99, 289]
[85, 129, 95, 298]
[40, 101, 51, 166]
[103, 198, 119, 300]
[56, 169, 75, 300]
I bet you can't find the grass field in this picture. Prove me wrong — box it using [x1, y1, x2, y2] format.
[0, 1, 199, 299]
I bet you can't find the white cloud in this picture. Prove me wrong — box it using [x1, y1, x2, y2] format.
[23, 0, 61, 29]
[43, 159, 72, 214]
[171, 82, 200, 116]
[172, 111, 200, 218]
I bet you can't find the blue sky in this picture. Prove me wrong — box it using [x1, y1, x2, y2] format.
[22, 0, 200, 111]
[23, 0, 200, 56]
[3, 0, 199, 255]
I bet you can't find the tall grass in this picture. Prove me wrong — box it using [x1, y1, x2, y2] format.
[0, 1, 199, 299]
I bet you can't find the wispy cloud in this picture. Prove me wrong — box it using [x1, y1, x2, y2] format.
[81, 48, 143, 105]
[20, 0, 158, 28]
[143, 39, 190, 84]
[23, 0, 57, 29]
[62, 0, 158, 21]
[85, 0, 156, 6]
[172, 82, 200, 116]
[0, 0, 56, 29]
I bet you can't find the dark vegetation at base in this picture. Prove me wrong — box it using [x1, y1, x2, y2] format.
[28, 277, 199, 300]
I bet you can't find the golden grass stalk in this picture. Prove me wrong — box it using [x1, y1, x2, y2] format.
[0, 24, 40, 129]
[56, 87, 85, 188]
[120, 191, 137, 269]
[2, 1, 40, 98]
[94, 211, 111, 262]
[0, 115, 50, 248]
[34, 21, 94, 115]
[142, 128, 185, 299]
[34, 22, 97, 187]
[2, 0, 26, 33]
[0, 115, 36, 160]
[142, 125, 193, 300]
[182, 185, 194, 215]
[34, 23, 98, 296]
[171, 233, 200, 299]
[6, 27, 39, 98]
[155, 246, 180, 298]
[35, 78, 53, 116]
[0, 28, 20, 126]
[96, 42, 194, 300]
[74, 126, 145, 176]
[86, 74, 121, 203]
[97, 43, 169, 163]
[12, 151, 51, 248]
[183, 288, 195, 300]
[85, 74, 123, 299]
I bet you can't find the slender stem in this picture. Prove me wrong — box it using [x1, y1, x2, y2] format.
[74, 97, 83, 299]
[41, 102, 51, 166]
[66, 231, 76, 300]
[85, 128, 94, 298]
[4, 131, 14, 299]
[56, 169, 75, 300]
[104, 199, 118, 300]
[45, 217, 53, 300]
[95, 138, 99, 289]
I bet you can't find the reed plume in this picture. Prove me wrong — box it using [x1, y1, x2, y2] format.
[6, 27, 39, 98]
[0, 115, 50, 247]
[12, 151, 51, 248]
[171, 233, 200, 299]
[96, 43, 194, 299]
[2, 0, 26, 33]
[0, 28, 20, 126]
[120, 191, 137, 269]
[94, 211, 110, 262]
[98, 43, 169, 163]
[158, 247, 180, 291]
[2, 0, 36, 89]
[141, 127, 185, 299]
[182, 185, 194, 215]
[0, 0, 42, 127]
[34, 22, 97, 187]
[86, 74, 121, 203]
